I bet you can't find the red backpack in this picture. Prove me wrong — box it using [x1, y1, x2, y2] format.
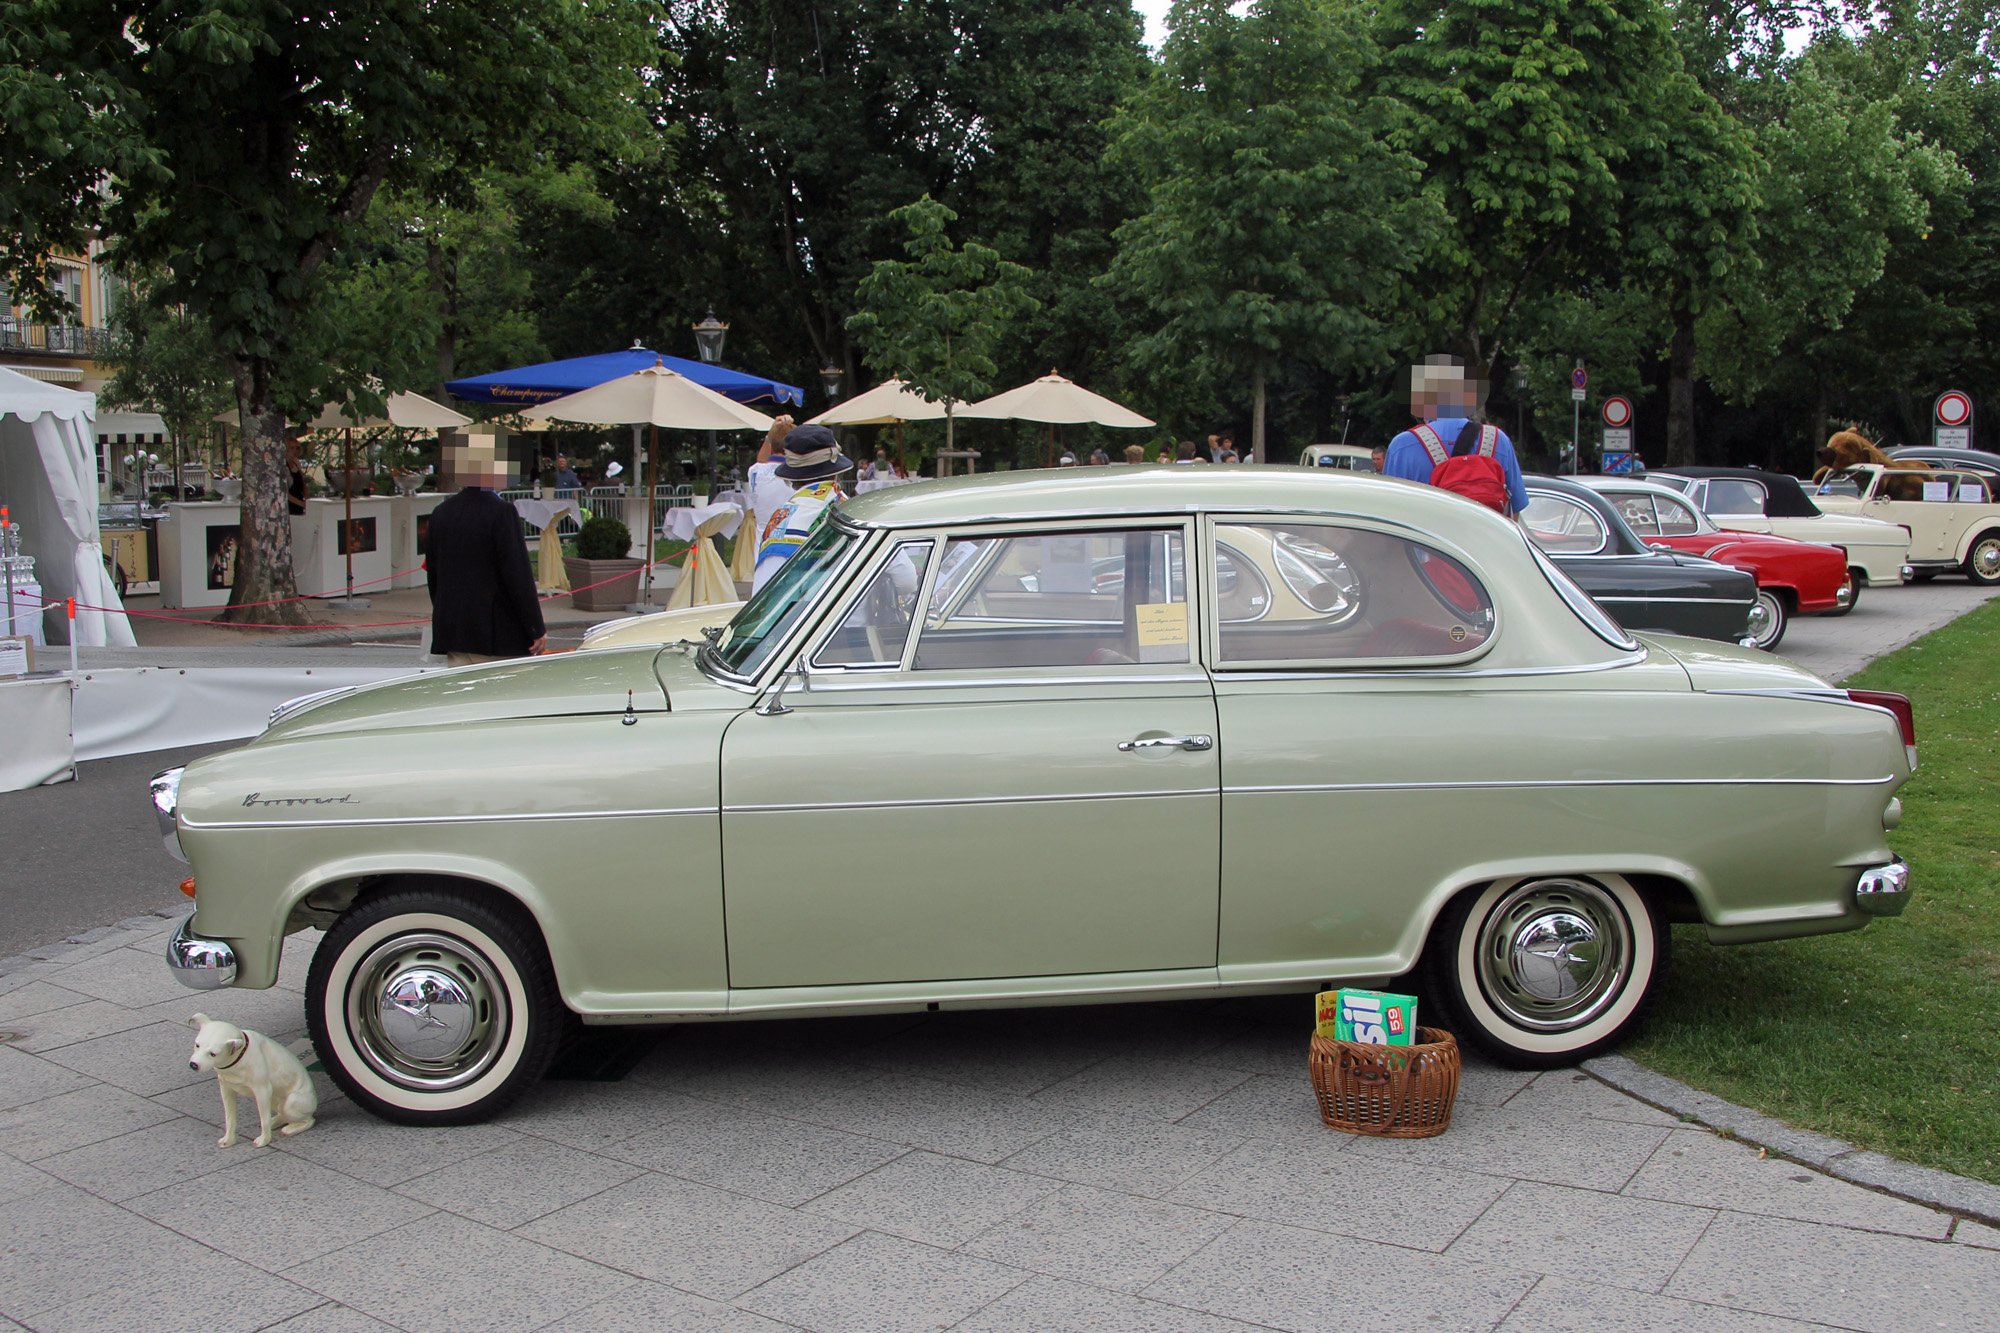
[1416, 422, 1510, 514]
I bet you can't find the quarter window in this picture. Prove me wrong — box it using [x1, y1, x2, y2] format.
[1522, 495, 1608, 555]
[815, 541, 934, 667]
[1654, 496, 1700, 535]
[1705, 480, 1768, 515]
[913, 529, 1189, 670]
[1610, 495, 1659, 535]
[1214, 523, 1493, 664]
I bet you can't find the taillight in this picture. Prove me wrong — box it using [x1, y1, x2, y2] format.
[1847, 689, 1916, 767]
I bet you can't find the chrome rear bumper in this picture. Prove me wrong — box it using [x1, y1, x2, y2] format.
[1854, 857, 1911, 917]
[166, 915, 238, 990]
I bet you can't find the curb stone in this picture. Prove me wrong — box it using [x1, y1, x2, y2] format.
[1583, 1053, 2000, 1228]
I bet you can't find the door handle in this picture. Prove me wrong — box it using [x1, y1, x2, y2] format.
[1118, 734, 1213, 753]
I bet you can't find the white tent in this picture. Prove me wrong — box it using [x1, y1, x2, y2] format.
[0, 368, 135, 646]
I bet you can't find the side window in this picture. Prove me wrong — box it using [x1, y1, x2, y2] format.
[1654, 496, 1701, 535]
[1707, 480, 1768, 515]
[1522, 495, 1608, 555]
[1215, 541, 1273, 622]
[814, 541, 934, 667]
[1610, 495, 1659, 535]
[913, 529, 1188, 670]
[1215, 523, 1493, 663]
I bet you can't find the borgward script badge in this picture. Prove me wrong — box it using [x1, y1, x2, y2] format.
[241, 792, 359, 807]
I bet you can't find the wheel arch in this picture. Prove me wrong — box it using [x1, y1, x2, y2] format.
[1407, 858, 1715, 968]
[262, 855, 568, 995]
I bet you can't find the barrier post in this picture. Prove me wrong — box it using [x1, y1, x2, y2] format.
[67, 598, 78, 674]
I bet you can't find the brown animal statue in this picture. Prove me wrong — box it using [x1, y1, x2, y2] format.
[1814, 430, 1927, 499]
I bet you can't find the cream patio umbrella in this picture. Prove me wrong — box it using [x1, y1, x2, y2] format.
[957, 370, 1154, 467]
[536, 361, 773, 606]
[805, 377, 952, 496]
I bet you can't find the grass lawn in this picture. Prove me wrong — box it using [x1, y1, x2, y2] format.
[1625, 595, 2000, 1185]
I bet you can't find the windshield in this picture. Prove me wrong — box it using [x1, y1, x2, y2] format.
[709, 522, 857, 677]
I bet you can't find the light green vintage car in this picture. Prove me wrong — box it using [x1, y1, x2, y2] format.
[155, 468, 1916, 1125]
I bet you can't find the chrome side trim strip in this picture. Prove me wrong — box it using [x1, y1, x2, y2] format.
[1214, 650, 1648, 681]
[182, 806, 711, 831]
[796, 672, 1211, 694]
[1226, 775, 1894, 795]
[1592, 594, 1751, 604]
[728, 788, 1201, 814]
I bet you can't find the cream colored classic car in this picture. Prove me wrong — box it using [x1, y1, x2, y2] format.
[1811, 463, 2000, 585]
[1650, 467, 1914, 588]
[156, 469, 1915, 1125]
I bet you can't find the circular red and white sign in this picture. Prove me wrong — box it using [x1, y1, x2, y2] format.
[1936, 391, 1971, 426]
[1601, 396, 1633, 428]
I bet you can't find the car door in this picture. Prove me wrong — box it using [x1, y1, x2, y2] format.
[718, 521, 1221, 991]
[1863, 469, 1982, 563]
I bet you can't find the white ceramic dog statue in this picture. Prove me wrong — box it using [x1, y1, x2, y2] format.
[187, 1014, 317, 1148]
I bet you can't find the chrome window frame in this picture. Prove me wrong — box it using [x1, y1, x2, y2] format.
[1521, 491, 1611, 557]
[806, 536, 942, 674]
[699, 517, 877, 687]
[1201, 514, 1500, 672]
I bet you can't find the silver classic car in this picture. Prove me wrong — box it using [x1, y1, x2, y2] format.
[155, 469, 1916, 1124]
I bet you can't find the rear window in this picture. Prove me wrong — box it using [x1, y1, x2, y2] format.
[1214, 522, 1493, 664]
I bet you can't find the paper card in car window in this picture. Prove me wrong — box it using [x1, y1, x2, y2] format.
[1134, 602, 1188, 662]
[1040, 535, 1094, 593]
[1923, 480, 1952, 502]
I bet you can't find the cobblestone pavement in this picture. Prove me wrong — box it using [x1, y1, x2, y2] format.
[1, 915, 1995, 1333]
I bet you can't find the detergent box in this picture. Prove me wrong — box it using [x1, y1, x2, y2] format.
[1315, 989, 1418, 1046]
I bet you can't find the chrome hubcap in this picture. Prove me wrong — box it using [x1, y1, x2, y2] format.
[1748, 593, 1779, 645]
[1475, 879, 1632, 1032]
[1974, 540, 2000, 578]
[349, 932, 508, 1090]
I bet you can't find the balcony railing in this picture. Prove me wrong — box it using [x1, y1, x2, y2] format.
[0, 322, 114, 357]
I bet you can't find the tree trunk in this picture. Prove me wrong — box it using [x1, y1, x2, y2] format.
[1664, 278, 1698, 467]
[428, 239, 457, 400]
[218, 355, 313, 626]
[1251, 373, 1267, 464]
[1810, 381, 1830, 464]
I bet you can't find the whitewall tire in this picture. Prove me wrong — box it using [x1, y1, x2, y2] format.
[306, 885, 565, 1124]
[1421, 874, 1668, 1068]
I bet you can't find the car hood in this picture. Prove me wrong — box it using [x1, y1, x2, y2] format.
[258, 648, 671, 742]
[581, 601, 747, 650]
[1641, 632, 1834, 691]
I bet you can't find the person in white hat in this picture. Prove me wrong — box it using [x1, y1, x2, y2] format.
[752, 423, 853, 592]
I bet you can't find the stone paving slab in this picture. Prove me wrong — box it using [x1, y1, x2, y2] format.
[1, 919, 1995, 1332]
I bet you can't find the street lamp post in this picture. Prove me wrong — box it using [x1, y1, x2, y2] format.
[692, 309, 729, 494]
[1513, 363, 1528, 460]
[820, 364, 844, 403]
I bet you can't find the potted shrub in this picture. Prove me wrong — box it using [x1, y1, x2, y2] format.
[565, 515, 643, 611]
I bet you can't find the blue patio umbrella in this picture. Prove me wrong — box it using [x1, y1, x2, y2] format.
[446, 344, 804, 408]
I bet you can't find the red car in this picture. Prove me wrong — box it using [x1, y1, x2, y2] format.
[1578, 476, 1851, 650]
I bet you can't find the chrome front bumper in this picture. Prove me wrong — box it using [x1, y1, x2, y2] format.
[1854, 857, 1911, 917]
[166, 915, 238, 990]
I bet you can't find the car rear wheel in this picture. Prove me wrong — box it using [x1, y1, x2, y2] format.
[306, 884, 565, 1124]
[1821, 570, 1860, 617]
[1746, 588, 1788, 649]
[1965, 530, 2000, 586]
[1420, 874, 1668, 1069]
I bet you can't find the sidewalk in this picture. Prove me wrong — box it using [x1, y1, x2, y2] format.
[2, 914, 1995, 1333]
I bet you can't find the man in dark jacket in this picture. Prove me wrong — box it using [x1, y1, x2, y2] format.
[426, 481, 546, 665]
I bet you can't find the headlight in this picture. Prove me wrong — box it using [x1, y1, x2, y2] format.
[150, 766, 187, 864]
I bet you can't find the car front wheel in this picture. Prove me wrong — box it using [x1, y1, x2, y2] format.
[306, 884, 565, 1124]
[1746, 588, 1788, 649]
[1421, 874, 1667, 1068]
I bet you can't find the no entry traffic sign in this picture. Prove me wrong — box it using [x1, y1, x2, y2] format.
[1934, 390, 1974, 449]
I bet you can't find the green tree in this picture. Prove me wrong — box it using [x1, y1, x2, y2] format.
[3, 0, 652, 623]
[522, 0, 1147, 444]
[847, 196, 1038, 453]
[1698, 51, 1961, 448]
[1377, 0, 1723, 394]
[1109, 0, 1434, 461]
[102, 275, 236, 486]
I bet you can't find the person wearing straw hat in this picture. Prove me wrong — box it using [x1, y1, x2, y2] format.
[752, 423, 853, 592]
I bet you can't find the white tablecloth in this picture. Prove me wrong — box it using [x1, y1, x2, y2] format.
[513, 498, 582, 533]
[664, 501, 744, 543]
[1, 577, 46, 643]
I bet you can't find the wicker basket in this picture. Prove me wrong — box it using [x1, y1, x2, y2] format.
[1309, 1026, 1461, 1138]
